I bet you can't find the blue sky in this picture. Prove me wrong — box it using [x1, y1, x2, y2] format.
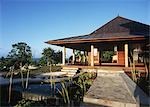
[1, 0, 149, 58]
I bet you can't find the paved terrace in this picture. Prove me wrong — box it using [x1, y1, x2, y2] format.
[83, 69, 149, 107]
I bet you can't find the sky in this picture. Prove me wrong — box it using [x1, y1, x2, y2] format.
[1, 0, 149, 58]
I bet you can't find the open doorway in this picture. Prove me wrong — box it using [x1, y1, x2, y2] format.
[101, 46, 118, 63]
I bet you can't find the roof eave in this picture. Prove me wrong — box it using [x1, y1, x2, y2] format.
[46, 36, 146, 45]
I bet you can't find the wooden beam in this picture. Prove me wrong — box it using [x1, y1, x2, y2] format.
[125, 43, 128, 67]
[45, 36, 146, 45]
[62, 46, 66, 65]
[91, 45, 94, 66]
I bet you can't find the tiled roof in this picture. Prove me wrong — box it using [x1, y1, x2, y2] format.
[46, 16, 149, 45]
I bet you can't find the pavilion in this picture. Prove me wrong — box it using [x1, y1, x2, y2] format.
[46, 16, 149, 67]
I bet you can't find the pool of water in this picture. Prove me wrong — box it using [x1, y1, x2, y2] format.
[0, 81, 71, 106]
[0, 71, 94, 106]
[13, 82, 66, 96]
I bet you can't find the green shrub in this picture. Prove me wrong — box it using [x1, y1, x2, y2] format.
[14, 99, 45, 107]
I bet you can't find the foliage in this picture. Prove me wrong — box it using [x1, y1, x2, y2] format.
[0, 57, 8, 71]
[0, 57, 20, 72]
[57, 82, 70, 104]
[39, 57, 47, 66]
[0, 42, 32, 72]
[13, 71, 97, 106]
[14, 99, 45, 107]
[7, 42, 32, 67]
[128, 51, 149, 95]
[42, 47, 55, 65]
[74, 50, 85, 63]
[129, 56, 138, 82]
[75, 50, 82, 58]
[7, 64, 30, 103]
[73, 72, 96, 101]
[30, 58, 39, 66]
[137, 77, 149, 96]
[102, 51, 114, 62]
[39, 47, 62, 66]
[53, 51, 62, 65]
[57, 72, 97, 104]
[142, 51, 149, 79]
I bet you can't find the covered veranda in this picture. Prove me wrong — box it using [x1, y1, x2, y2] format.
[46, 36, 146, 68]
[46, 16, 149, 68]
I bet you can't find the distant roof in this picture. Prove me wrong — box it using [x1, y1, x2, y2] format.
[46, 16, 149, 45]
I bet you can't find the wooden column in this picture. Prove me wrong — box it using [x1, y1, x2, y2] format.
[124, 43, 128, 67]
[84, 51, 88, 65]
[62, 46, 66, 65]
[72, 49, 75, 64]
[91, 45, 94, 66]
[99, 49, 101, 65]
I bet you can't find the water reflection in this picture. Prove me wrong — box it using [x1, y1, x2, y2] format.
[0, 85, 22, 106]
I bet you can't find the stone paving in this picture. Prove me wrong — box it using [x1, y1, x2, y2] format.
[84, 72, 138, 107]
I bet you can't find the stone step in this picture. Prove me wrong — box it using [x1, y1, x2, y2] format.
[98, 72, 120, 77]
[97, 69, 124, 73]
[61, 69, 78, 72]
[62, 67, 79, 70]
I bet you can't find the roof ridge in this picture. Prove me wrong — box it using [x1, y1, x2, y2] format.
[90, 16, 149, 35]
[46, 16, 149, 45]
[90, 16, 119, 35]
[117, 16, 149, 26]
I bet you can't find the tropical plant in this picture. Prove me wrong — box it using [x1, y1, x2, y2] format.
[53, 51, 62, 65]
[49, 64, 57, 96]
[75, 50, 82, 59]
[7, 42, 32, 67]
[73, 72, 94, 97]
[39, 57, 47, 66]
[74, 50, 86, 64]
[39, 47, 62, 66]
[57, 82, 70, 104]
[0, 57, 6, 71]
[6, 64, 24, 103]
[53, 72, 97, 105]
[0, 57, 18, 72]
[129, 52, 140, 82]
[41, 47, 55, 66]
[102, 51, 114, 62]
[6, 64, 26, 103]
[142, 51, 149, 79]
